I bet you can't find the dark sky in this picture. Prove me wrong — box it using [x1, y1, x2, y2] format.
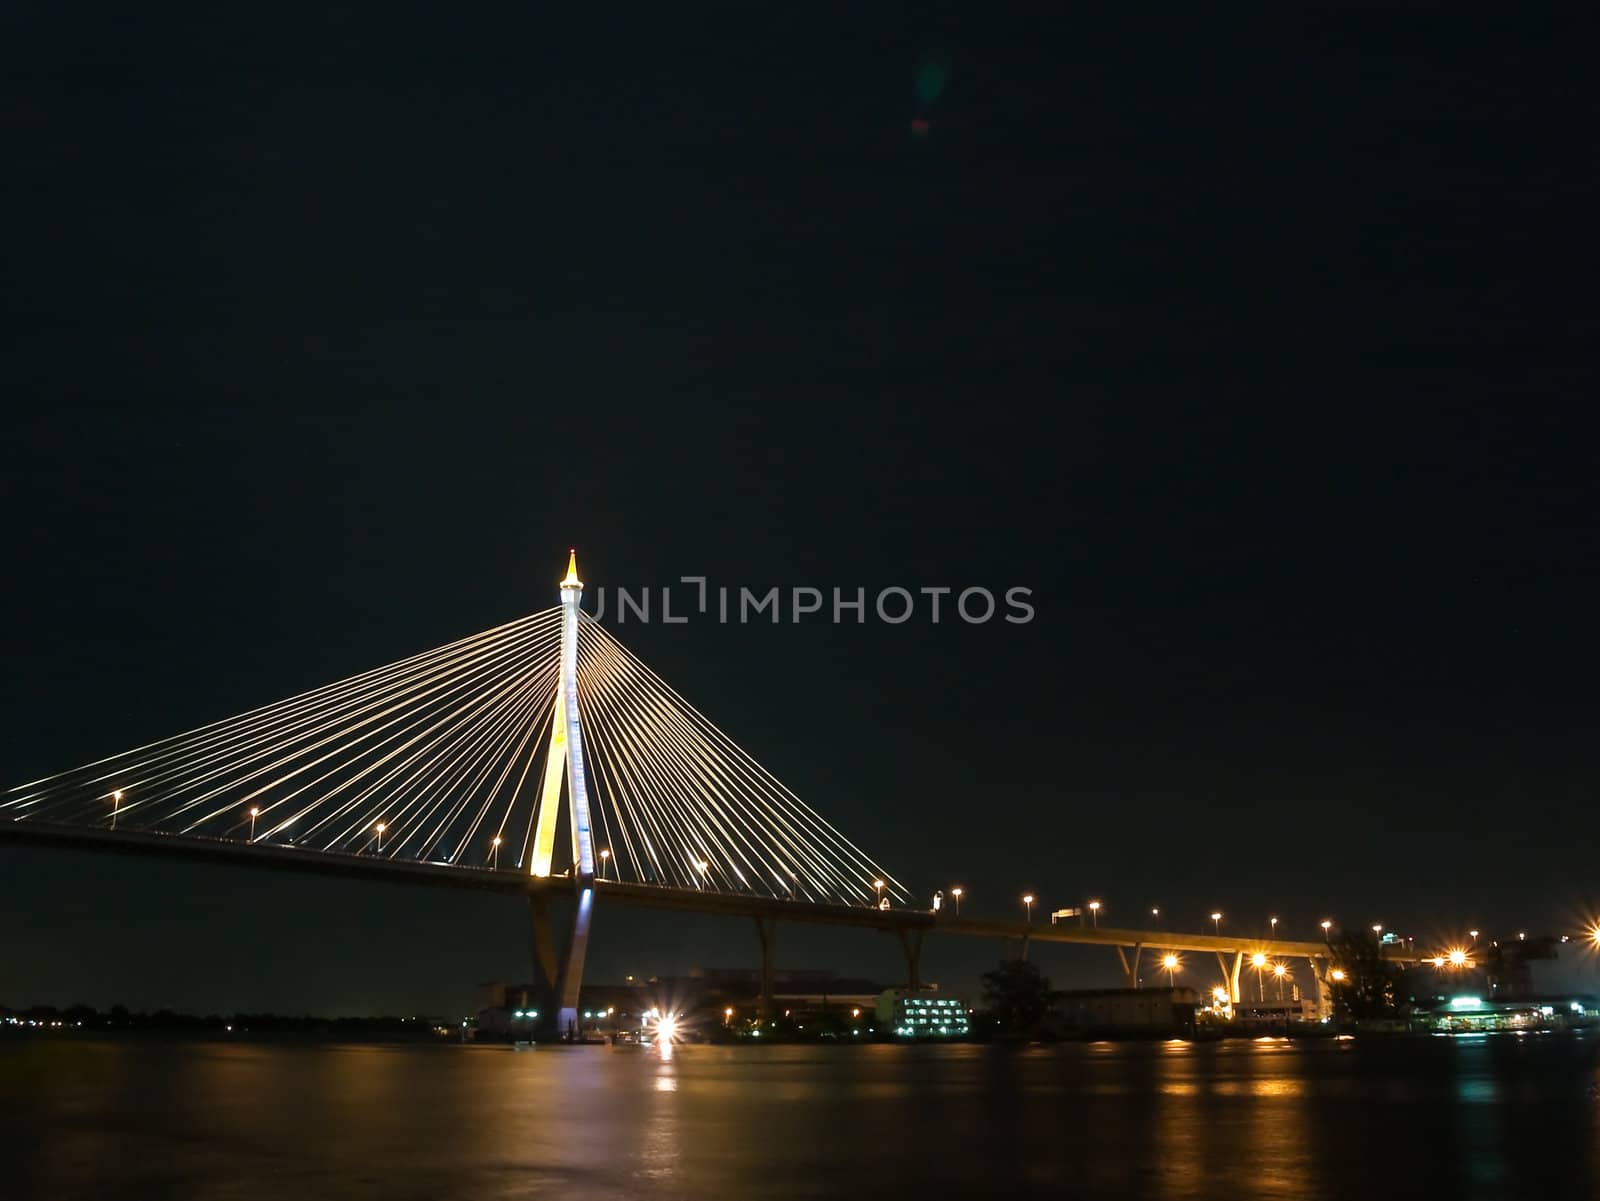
[4, 7, 1598, 1014]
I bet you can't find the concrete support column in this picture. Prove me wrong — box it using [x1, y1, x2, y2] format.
[896, 927, 925, 990]
[529, 893, 558, 991]
[553, 884, 594, 1039]
[1115, 943, 1143, 989]
[1309, 956, 1334, 1021]
[529, 885, 594, 1041]
[754, 916, 778, 1022]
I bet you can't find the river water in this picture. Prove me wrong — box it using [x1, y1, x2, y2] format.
[3, 1035, 1598, 1200]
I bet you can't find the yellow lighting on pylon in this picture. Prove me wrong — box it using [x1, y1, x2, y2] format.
[561, 549, 582, 589]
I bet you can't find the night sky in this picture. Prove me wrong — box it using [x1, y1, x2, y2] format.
[4, 8, 1597, 1014]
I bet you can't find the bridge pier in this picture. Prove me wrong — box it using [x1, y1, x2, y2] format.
[1308, 955, 1334, 1021]
[754, 916, 778, 1022]
[529, 893, 558, 989]
[1114, 943, 1143, 989]
[529, 883, 595, 1040]
[1214, 951, 1245, 1003]
[895, 927, 925, 990]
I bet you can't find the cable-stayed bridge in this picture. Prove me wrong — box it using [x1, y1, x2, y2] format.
[3, 552, 1371, 1033]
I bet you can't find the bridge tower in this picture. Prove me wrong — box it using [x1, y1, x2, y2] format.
[528, 549, 598, 1038]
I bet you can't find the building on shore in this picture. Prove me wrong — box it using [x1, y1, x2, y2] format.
[877, 988, 970, 1038]
[1051, 988, 1199, 1037]
[1415, 994, 1600, 1034]
[1229, 997, 1318, 1031]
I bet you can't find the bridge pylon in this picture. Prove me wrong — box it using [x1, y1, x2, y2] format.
[527, 550, 598, 1039]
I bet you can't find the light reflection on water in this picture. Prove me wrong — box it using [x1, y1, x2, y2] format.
[1, 1035, 1597, 1200]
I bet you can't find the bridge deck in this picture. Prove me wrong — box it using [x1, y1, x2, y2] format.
[1, 819, 1399, 960]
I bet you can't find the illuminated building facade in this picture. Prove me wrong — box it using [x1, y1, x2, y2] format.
[878, 989, 970, 1038]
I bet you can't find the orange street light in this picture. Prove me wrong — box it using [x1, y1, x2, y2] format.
[951, 887, 963, 916]
[1022, 894, 1035, 923]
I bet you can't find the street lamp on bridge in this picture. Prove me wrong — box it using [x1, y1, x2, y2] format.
[599, 848, 610, 879]
[1269, 916, 1278, 937]
[248, 806, 259, 841]
[1211, 912, 1222, 935]
[111, 790, 123, 831]
[374, 822, 386, 853]
[1022, 894, 1035, 924]
[1250, 952, 1268, 1001]
[1161, 952, 1180, 989]
[1320, 919, 1332, 941]
[1272, 961, 1289, 1001]
[490, 836, 502, 870]
[951, 887, 963, 916]
[1088, 900, 1101, 927]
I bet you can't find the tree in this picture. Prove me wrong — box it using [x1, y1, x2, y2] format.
[981, 957, 1052, 1036]
[1328, 930, 1398, 1021]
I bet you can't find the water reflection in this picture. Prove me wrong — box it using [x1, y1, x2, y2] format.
[3, 1037, 1597, 1200]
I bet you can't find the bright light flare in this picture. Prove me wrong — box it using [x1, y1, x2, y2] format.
[1447, 949, 1469, 966]
[655, 1014, 680, 1042]
[1330, 969, 1347, 982]
[1250, 953, 1267, 968]
[1161, 953, 1180, 970]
